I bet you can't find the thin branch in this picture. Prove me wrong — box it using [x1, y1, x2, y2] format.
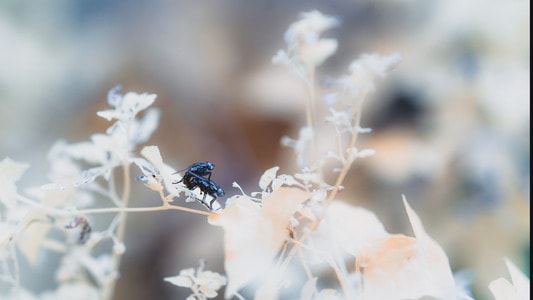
[326, 94, 366, 205]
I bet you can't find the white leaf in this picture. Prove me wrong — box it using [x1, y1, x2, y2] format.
[208, 187, 308, 298]
[133, 108, 160, 144]
[0, 157, 29, 207]
[0, 157, 29, 182]
[259, 166, 279, 191]
[17, 212, 52, 265]
[317, 201, 388, 255]
[357, 197, 457, 300]
[164, 275, 194, 288]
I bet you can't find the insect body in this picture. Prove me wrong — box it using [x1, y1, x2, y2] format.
[175, 162, 224, 210]
[182, 162, 214, 181]
[186, 176, 225, 209]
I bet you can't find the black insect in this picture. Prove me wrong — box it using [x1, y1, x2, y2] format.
[175, 162, 224, 210]
[184, 162, 215, 180]
[186, 176, 225, 209]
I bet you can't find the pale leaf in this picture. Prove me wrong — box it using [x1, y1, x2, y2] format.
[325, 201, 388, 255]
[358, 197, 457, 300]
[0, 157, 30, 207]
[17, 212, 52, 265]
[259, 166, 279, 191]
[164, 275, 194, 288]
[208, 187, 308, 298]
[489, 258, 530, 300]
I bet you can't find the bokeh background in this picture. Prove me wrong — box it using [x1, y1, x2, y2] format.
[0, 1, 529, 299]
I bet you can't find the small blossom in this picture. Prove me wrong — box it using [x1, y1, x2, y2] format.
[346, 147, 376, 164]
[273, 10, 339, 77]
[96, 85, 156, 122]
[44, 87, 160, 191]
[284, 10, 339, 45]
[340, 52, 402, 97]
[325, 107, 354, 135]
[165, 260, 226, 300]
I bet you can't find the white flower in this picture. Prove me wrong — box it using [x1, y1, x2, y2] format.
[325, 107, 354, 135]
[284, 10, 339, 45]
[165, 260, 226, 300]
[340, 52, 402, 97]
[273, 10, 339, 76]
[96, 85, 157, 122]
[44, 86, 160, 190]
[95, 86, 160, 158]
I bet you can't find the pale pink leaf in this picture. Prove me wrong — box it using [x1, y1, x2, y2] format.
[358, 197, 457, 299]
[208, 187, 308, 298]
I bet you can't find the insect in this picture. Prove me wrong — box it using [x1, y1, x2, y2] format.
[183, 162, 215, 180]
[186, 176, 225, 210]
[174, 162, 224, 210]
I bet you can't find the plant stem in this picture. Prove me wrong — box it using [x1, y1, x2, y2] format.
[275, 94, 368, 296]
[102, 163, 131, 300]
[17, 194, 213, 217]
[78, 205, 214, 216]
[326, 95, 365, 205]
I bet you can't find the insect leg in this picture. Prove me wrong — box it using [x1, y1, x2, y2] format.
[209, 196, 217, 210]
[200, 192, 209, 208]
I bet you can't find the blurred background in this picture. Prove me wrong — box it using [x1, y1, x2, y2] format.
[0, 0, 529, 299]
